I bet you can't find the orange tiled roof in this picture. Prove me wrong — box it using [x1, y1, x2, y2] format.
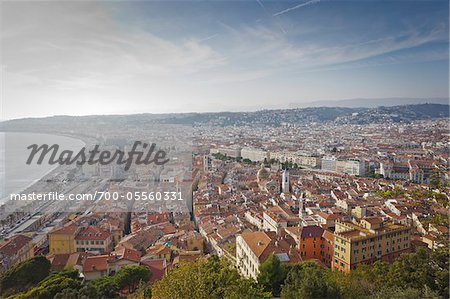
[49, 224, 79, 235]
[83, 255, 109, 272]
[0, 235, 33, 257]
[75, 226, 111, 241]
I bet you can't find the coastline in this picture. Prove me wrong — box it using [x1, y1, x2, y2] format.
[0, 131, 88, 206]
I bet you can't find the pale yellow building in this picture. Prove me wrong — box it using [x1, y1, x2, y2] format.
[48, 224, 80, 254]
[333, 217, 411, 273]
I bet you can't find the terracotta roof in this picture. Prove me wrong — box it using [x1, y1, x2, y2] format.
[145, 244, 171, 257]
[363, 216, 383, 224]
[0, 235, 32, 257]
[75, 226, 111, 241]
[240, 231, 300, 263]
[160, 223, 177, 235]
[140, 259, 166, 284]
[48, 252, 89, 272]
[49, 224, 79, 235]
[83, 255, 109, 272]
[148, 213, 170, 225]
[47, 254, 70, 271]
[322, 229, 334, 241]
[318, 212, 339, 221]
[240, 231, 271, 259]
[113, 247, 141, 262]
[300, 225, 324, 239]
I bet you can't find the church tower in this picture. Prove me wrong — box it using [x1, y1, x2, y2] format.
[299, 196, 305, 219]
[282, 169, 290, 193]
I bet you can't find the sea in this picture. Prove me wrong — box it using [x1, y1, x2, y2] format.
[0, 132, 85, 203]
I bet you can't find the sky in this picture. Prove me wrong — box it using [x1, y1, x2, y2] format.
[1, 0, 449, 119]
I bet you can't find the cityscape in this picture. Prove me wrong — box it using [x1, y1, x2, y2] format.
[0, 0, 449, 299]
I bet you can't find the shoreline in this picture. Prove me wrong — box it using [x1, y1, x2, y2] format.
[0, 131, 88, 207]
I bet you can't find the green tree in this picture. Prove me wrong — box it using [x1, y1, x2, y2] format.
[78, 284, 99, 299]
[89, 276, 120, 299]
[53, 288, 79, 299]
[370, 286, 439, 299]
[114, 265, 151, 293]
[130, 281, 152, 299]
[330, 263, 382, 299]
[384, 248, 435, 291]
[429, 169, 442, 189]
[0, 256, 51, 296]
[257, 254, 286, 296]
[281, 262, 340, 299]
[152, 256, 270, 299]
[8, 269, 81, 299]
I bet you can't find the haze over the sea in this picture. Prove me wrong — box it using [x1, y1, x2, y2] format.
[0, 132, 84, 201]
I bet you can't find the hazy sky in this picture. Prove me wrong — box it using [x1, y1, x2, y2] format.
[1, 0, 448, 119]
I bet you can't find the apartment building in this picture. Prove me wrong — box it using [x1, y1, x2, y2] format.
[241, 147, 269, 162]
[332, 217, 411, 273]
[271, 151, 320, 168]
[75, 226, 113, 253]
[236, 231, 300, 279]
[0, 235, 34, 272]
[262, 206, 301, 234]
[321, 156, 337, 172]
[48, 224, 80, 254]
[323, 156, 365, 176]
[297, 225, 334, 267]
[49, 224, 113, 255]
[210, 146, 242, 158]
[380, 159, 435, 183]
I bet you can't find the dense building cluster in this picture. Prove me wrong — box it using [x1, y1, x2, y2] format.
[0, 117, 448, 294]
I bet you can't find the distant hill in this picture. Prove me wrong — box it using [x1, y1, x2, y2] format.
[334, 103, 449, 125]
[289, 97, 449, 109]
[0, 103, 448, 133]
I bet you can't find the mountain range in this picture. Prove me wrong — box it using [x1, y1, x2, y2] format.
[0, 103, 448, 132]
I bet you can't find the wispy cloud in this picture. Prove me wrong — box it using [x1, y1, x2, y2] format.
[273, 0, 320, 17]
[255, 0, 287, 34]
[2, 0, 448, 118]
[198, 34, 218, 43]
